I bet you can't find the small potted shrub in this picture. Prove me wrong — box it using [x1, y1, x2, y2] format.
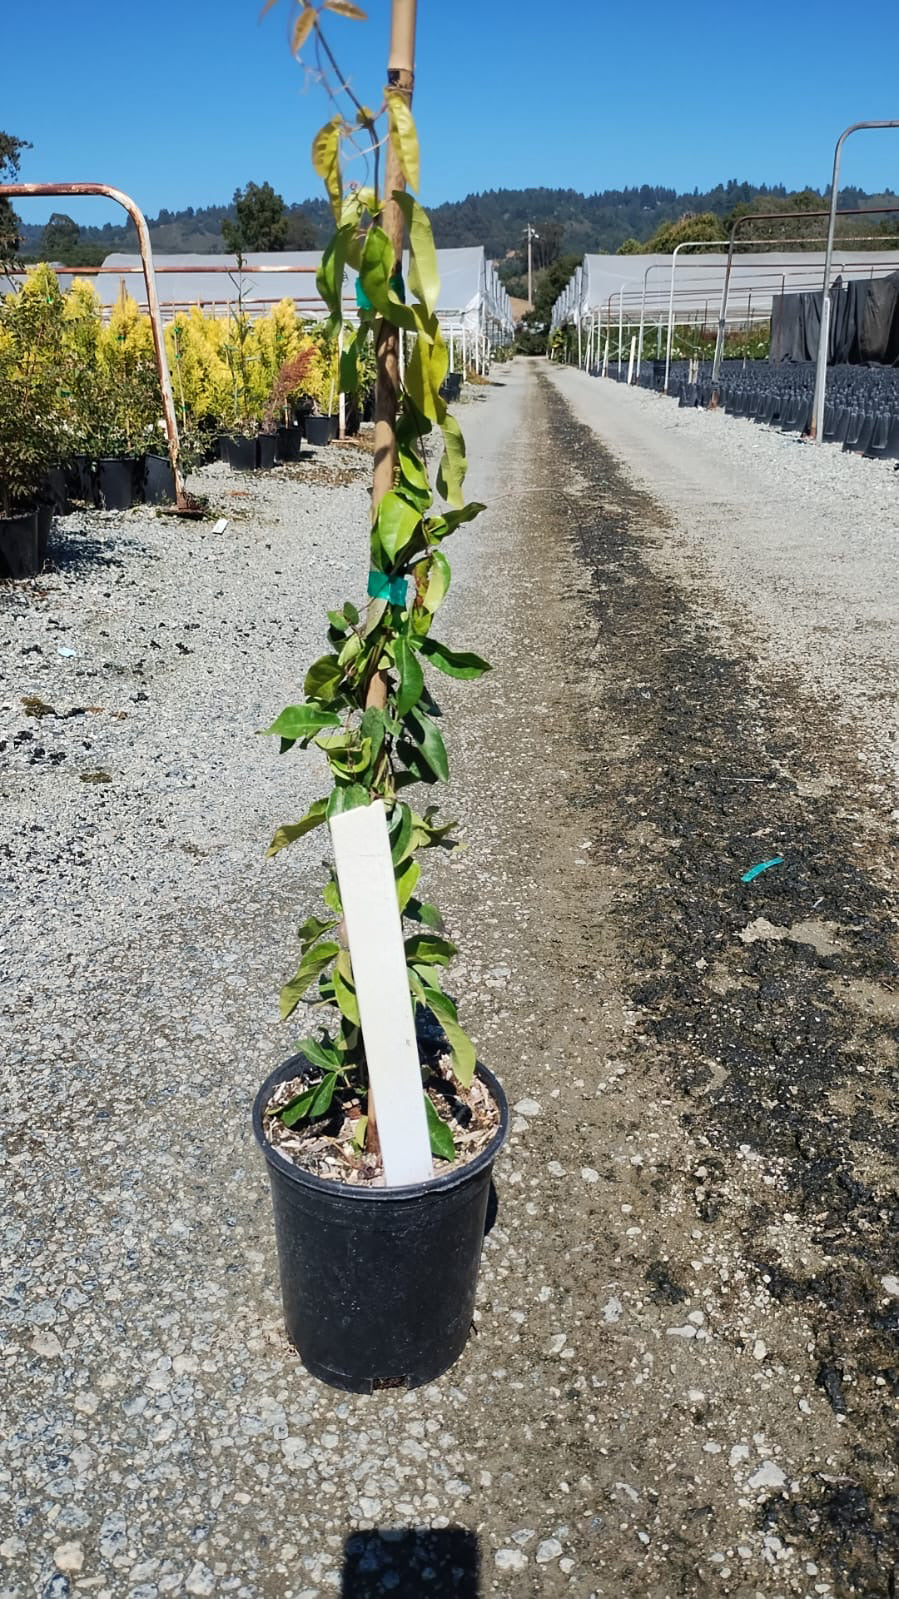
[263, 347, 316, 462]
[0, 268, 66, 575]
[253, 3, 507, 1392]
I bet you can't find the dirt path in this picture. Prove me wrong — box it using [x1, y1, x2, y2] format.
[440, 363, 899, 1596]
[2, 362, 898, 1598]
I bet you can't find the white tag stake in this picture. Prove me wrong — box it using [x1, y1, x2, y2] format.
[329, 799, 433, 1186]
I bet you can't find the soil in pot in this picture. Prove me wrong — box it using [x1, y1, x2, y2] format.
[256, 433, 277, 471]
[142, 453, 175, 505]
[253, 1055, 508, 1393]
[305, 415, 334, 447]
[276, 424, 303, 462]
[97, 457, 138, 511]
[0, 509, 39, 580]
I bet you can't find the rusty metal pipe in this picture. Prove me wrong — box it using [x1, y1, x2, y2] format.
[0, 181, 194, 510]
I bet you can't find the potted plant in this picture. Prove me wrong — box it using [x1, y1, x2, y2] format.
[263, 346, 316, 462]
[0, 267, 67, 575]
[253, 0, 507, 1393]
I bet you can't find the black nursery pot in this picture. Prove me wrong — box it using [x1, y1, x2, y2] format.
[253, 1054, 509, 1393]
[0, 509, 39, 580]
[256, 433, 277, 471]
[36, 503, 52, 565]
[40, 468, 67, 515]
[304, 414, 334, 447]
[226, 434, 257, 472]
[276, 424, 303, 462]
[73, 453, 98, 506]
[142, 453, 175, 505]
[97, 456, 138, 511]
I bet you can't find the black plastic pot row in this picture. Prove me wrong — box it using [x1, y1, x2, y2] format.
[218, 415, 338, 473]
[58, 451, 177, 513]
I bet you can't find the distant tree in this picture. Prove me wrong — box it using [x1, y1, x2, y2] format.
[222, 181, 289, 253]
[0, 131, 31, 263]
[40, 213, 79, 261]
[644, 211, 726, 253]
[532, 219, 564, 271]
[616, 238, 643, 255]
[284, 208, 319, 250]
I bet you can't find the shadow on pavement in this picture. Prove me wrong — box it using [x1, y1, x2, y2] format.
[341, 1527, 480, 1596]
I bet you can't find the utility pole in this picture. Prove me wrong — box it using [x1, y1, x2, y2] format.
[524, 222, 538, 307]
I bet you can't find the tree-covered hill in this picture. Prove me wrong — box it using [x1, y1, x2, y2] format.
[15, 180, 897, 264]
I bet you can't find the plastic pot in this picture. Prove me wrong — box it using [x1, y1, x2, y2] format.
[36, 503, 52, 565]
[256, 433, 277, 471]
[276, 424, 303, 462]
[97, 456, 138, 511]
[40, 468, 67, 515]
[73, 453, 97, 506]
[305, 415, 334, 447]
[0, 509, 39, 580]
[226, 434, 257, 472]
[142, 453, 175, 505]
[253, 1054, 509, 1393]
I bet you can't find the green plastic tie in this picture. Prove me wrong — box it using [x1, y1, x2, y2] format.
[367, 571, 408, 606]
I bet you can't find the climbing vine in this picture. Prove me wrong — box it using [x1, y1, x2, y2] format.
[264, 3, 488, 1157]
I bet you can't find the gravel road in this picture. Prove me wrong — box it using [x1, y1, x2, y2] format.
[546, 365, 899, 794]
[2, 365, 898, 1598]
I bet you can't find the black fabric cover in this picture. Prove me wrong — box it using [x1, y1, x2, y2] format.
[771, 272, 899, 365]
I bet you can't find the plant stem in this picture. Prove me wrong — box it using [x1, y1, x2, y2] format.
[366, 0, 417, 717]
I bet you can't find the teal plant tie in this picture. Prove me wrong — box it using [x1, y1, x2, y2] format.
[355, 277, 373, 312]
[389, 271, 406, 303]
[368, 571, 408, 606]
[741, 856, 784, 884]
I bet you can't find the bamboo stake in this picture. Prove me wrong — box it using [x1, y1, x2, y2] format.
[368, 0, 417, 707]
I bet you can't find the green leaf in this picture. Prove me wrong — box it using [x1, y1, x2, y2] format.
[419, 639, 491, 680]
[363, 596, 388, 637]
[436, 411, 467, 507]
[389, 802, 414, 864]
[375, 490, 422, 566]
[405, 897, 444, 930]
[386, 91, 420, 192]
[395, 857, 421, 913]
[353, 1113, 368, 1151]
[280, 941, 340, 1020]
[266, 798, 328, 857]
[423, 549, 450, 613]
[326, 783, 370, 821]
[424, 987, 476, 1087]
[327, 610, 350, 634]
[406, 314, 446, 423]
[404, 933, 456, 966]
[323, 875, 343, 915]
[298, 913, 339, 951]
[334, 950, 360, 1025]
[428, 501, 485, 539]
[394, 635, 424, 717]
[339, 334, 359, 395]
[263, 704, 341, 741]
[279, 1083, 320, 1128]
[394, 191, 439, 316]
[304, 655, 344, 701]
[398, 443, 432, 511]
[424, 1093, 455, 1160]
[405, 706, 449, 782]
[312, 117, 343, 220]
[298, 1033, 341, 1072]
[310, 1072, 338, 1117]
[360, 705, 386, 765]
[359, 227, 417, 332]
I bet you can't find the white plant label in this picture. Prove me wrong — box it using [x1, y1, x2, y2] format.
[328, 798, 433, 1186]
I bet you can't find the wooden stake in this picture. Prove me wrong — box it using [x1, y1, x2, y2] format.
[366, 0, 417, 718]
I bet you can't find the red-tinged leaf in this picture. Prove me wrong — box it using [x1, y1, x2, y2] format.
[323, 0, 367, 15]
[292, 5, 317, 54]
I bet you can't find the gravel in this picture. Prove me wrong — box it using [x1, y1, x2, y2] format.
[546, 364, 899, 793]
[2, 366, 897, 1596]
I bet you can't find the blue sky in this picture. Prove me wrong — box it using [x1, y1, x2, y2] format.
[4, 0, 899, 227]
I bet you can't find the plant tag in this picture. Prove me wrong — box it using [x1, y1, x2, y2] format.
[329, 799, 432, 1186]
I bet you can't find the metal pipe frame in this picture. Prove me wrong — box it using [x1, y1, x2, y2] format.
[711, 198, 899, 389]
[0, 181, 193, 510]
[811, 122, 899, 440]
